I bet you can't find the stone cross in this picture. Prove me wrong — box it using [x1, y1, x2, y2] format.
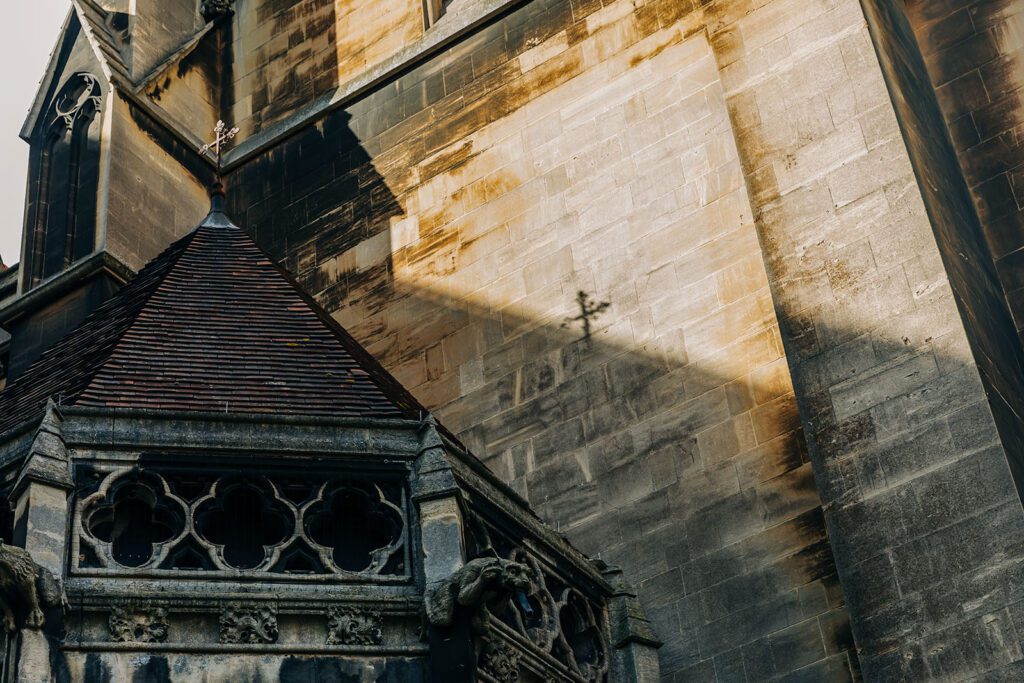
[200, 120, 239, 166]
[562, 290, 610, 347]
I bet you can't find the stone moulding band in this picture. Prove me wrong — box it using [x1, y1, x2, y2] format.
[71, 598, 419, 613]
[68, 568, 412, 583]
[61, 642, 430, 655]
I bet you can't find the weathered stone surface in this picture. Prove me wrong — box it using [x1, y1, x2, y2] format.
[727, 0, 1024, 677]
[8, 0, 1024, 679]
[907, 0, 1024, 335]
[218, 1, 861, 677]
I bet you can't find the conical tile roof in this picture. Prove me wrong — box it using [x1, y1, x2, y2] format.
[0, 195, 422, 432]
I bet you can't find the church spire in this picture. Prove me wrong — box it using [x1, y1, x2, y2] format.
[199, 180, 235, 229]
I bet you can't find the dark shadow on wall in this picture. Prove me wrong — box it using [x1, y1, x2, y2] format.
[223, 108, 861, 681]
[57, 0, 1021, 677]
[214, 5, 1024, 673]
[859, 0, 1024, 494]
[221, 8, 1024, 678]
[223, 85, 1024, 678]
[228, 109, 403, 315]
[902, 0, 1024, 339]
[242, 0, 340, 135]
[713, 4, 1024, 679]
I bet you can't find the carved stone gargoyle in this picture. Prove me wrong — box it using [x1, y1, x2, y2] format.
[200, 0, 234, 21]
[0, 540, 63, 632]
[425, 557, 535, 634]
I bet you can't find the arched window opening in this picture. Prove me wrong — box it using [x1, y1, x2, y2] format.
[26, 73, 102, 287]
[85, 475, 185, 568]
[304, 482, 404, 573]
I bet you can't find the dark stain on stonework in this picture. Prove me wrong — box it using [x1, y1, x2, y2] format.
[146, 77, 172, 102]
[178, 24, 229, 112]
[227, 108, 403, 293]
[52, 648, 72, 683]
[83, 653, 112, 683]
[278, 657, 363, 682]
[248, 0, 336, 133]
[131, 656, 170, 683]
[279, 656, 429, 682]
[128, 102, 216, 188]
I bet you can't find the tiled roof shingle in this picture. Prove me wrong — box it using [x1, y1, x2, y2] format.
[0, 200, 423, 433]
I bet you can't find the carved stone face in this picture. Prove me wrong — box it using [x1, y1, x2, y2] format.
[496, 559, 534, 594]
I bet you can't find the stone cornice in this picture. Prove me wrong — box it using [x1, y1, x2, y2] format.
[0, 250, 132, 327]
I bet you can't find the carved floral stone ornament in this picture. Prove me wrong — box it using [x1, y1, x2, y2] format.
[327, 606, 383, 646]
[109, 602, 169, 643]
[220, 602, 278, 644]
[480, 637, 522, 682]
[52, 73, 102, 131]
[0, 540, 63, 632]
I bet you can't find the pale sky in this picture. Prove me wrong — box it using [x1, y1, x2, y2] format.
[0, 2, 73, 266]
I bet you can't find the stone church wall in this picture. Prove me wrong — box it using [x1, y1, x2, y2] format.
[129, 0, 205, 79]
[907, 0, 1024, 338]
[228, 0, 857, 678]
[230, 0, 424, 136]
[139, 25, 224, 148]
[720, 0, 1024, 678]
[104, 97, 209, 272]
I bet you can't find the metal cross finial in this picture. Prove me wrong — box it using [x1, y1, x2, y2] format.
[200, 120, 239, 166]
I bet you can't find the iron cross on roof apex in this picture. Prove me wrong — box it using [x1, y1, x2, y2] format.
[200, 120, 239, 166]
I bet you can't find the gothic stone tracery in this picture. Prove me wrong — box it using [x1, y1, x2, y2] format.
[76, 468, 408, 577]
[27, 72, 102, 285]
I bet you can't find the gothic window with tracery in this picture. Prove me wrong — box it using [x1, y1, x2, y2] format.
[84, 471, 186, 567]
[25, 73, 102, 287]
[76, 467, 409, 579]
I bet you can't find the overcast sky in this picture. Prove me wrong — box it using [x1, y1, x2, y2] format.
[0, 2, 72, 266]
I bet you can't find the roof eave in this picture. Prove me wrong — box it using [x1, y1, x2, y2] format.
[0, 250, 133, 327]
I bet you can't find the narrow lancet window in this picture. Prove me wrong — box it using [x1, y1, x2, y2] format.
[25, 73, 102, 287]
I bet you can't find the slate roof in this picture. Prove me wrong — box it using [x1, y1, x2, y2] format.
[0, 196, 423, 433]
